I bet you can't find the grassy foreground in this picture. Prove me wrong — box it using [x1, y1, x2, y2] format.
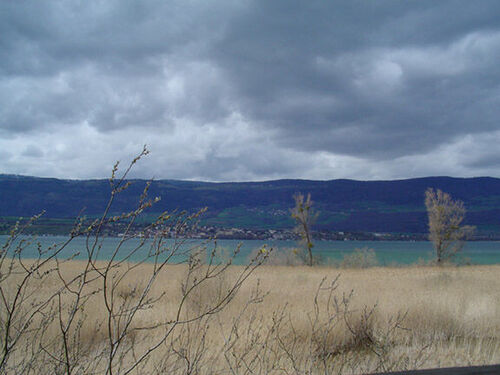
[4, 260, 500, 374]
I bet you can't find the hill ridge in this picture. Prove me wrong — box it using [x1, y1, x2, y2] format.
[2, 174, 500, 235]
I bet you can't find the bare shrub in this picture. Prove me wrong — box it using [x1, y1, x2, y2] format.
[217, 275, 411, 375]
[0, 147, 268, 375]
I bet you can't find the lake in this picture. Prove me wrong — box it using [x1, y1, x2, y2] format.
[2, 235, 500, 266]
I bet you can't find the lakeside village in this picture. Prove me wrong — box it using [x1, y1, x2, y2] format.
[1, 217, 426, 240]
[100, 221, 500, 241]
[107, 223, 428, 241]
[4, 217, 500, 241]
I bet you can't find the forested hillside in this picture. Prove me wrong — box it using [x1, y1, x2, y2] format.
[2, 175, 500, 235]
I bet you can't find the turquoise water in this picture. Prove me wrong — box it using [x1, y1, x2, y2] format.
[2, 235, 500, 265]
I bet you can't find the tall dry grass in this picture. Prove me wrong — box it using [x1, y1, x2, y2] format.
[4, 260, 499, 374]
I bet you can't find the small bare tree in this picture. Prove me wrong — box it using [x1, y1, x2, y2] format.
[424, 188, 474, 264]
[291, 193, 318, 266]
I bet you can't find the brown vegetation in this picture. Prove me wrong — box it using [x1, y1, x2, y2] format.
[2, 259, 500, 374]
[425, 188, 475, 264]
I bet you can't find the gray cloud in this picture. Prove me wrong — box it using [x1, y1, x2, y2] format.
[1, 1, 500, 181]
[210, 1, 500, 160]
[21, 144, 44, 158]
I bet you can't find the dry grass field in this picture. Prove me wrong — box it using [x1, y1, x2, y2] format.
[2, 256, 499, 374]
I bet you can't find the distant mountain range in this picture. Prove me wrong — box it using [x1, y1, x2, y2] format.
[2, 174, 500, 236]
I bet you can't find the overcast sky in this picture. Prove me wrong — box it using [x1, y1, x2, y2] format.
[2, 1, 500, 181]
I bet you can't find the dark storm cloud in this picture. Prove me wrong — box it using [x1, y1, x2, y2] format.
[0, 0, 237, 135]
[210, 0, 500, 159]
[0, 1, 224, 75]
[1, 0, 500, 180]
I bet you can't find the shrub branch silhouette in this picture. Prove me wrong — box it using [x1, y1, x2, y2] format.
[0, 147, 269, 375]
